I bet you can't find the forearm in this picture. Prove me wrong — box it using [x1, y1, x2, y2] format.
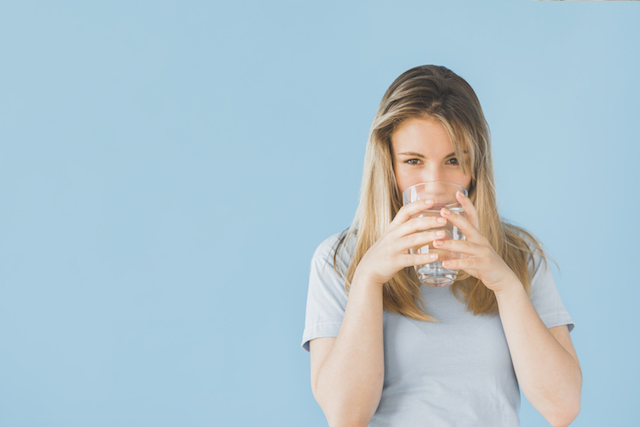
[315, 271, 385, 427]
[495, 277, 582, 426]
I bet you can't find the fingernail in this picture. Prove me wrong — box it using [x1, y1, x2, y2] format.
[441, 208, 450, 216]
[457, 191, 464, 198]
[424, 199, 434, 205]
[437, 217, 446, 224]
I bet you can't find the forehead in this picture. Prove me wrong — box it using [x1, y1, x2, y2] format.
[390, 117, 455, 154]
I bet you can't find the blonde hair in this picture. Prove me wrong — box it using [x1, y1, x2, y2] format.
[333, 65, 555, 321]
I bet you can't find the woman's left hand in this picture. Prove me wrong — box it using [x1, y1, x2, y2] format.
[434, 191, 518, 293]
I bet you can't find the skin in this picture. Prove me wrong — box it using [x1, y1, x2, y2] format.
[391, 115, 472, 195]
[310, 116, 582, 427]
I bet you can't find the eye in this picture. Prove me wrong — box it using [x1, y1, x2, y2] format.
[447, 158, 459, 166]
[405, 158, 421, 165]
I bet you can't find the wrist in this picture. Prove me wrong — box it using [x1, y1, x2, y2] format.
[491, 273, 524, 299]
[352, 266, 386, 291]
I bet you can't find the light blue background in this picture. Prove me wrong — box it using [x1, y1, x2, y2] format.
[1, 1, 638, 426]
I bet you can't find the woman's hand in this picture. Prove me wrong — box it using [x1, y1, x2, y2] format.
[433, 191, 519, 293]
[355, 199, 445, 288]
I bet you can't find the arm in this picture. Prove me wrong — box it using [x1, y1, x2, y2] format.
[309, 199, 444, 427]
[495, 281, 581, 427]
[310, 270, 385, 427]
[434, 191, 581, 426]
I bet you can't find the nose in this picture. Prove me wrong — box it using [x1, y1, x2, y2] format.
[422, 164, 442, 183]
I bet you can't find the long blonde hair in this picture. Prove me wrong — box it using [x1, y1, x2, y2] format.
[333, 65, 555, 321]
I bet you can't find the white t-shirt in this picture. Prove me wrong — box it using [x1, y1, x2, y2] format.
[301, 230, 574, 427]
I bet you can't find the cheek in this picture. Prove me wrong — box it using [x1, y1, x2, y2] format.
[443, 170, 472, 193]
[393, 169, 412, 194]
[460, 174, 472, 192]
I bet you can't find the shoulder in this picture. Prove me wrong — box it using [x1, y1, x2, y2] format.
[312, 231, 345, 260]
[503, 222, 549, 275]
[306, 231, 354, 304]
[311, 229, 356, 267]
[507, 227, 574, 331]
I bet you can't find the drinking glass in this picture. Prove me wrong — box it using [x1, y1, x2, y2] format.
[402, 181, 468, 287]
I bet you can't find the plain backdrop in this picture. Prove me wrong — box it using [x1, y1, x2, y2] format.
[1, 1, 639, 426]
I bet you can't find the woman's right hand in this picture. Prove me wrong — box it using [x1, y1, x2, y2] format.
[354, 199, 446, 288]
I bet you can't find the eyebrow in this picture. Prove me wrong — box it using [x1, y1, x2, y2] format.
[397, 151, 468, 158]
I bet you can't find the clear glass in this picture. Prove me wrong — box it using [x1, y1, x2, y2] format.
[402, 181, 468, 287]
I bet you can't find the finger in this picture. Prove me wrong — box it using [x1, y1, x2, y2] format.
[396, 215, 448, 237]
[455, 191, 480, 230]
[441, 257, 477, 270]
[402, 228, 447, 250]
[401, 252, 439, 267]
[432, 238, 480, 256]
[440, 205, 483, 241]
[391, 199, 436, 227]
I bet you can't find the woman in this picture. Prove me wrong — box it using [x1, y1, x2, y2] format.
[301, 65, 581, 426]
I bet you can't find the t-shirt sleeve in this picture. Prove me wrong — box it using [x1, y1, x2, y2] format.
[528, 251, 575, 332]
[301, 235, 350, 353]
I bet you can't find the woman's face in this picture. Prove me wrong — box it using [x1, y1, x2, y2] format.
[390, 116, 472, 196]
